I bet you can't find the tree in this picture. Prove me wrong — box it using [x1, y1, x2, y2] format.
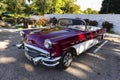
[5, 0, 26, 14]
[31, 0, 53, 14]
[83, 8, 98, 14]
[31, 0, 81, 14]
[61, 0, 81, 14]
[0, 0, 82, 15]
[92, 10, 98, 14]
[0, 0, 8, 14]
[100, 0, 120, 14]
[68, 4, 82, 14]
[49, 0, 64, 14]
[83, 8, 92, 14]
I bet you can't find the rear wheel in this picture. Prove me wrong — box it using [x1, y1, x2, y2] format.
[58, 50, 73, 70]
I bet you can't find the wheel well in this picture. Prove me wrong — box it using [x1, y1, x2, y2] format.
[67, 47, 77, 56]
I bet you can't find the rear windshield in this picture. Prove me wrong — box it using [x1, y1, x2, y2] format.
[58, 19, 85, 26]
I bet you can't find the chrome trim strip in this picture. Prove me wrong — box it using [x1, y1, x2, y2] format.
[42, 61, 59, 67]
[33, 57, 61, 62]
[24, 43, 49, 54]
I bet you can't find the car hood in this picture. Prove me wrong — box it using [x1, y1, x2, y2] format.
[26, 27, 83, 48]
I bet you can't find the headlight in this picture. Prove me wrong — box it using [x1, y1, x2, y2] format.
[44, 39, 52, 49]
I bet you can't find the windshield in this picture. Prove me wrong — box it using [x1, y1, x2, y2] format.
[58, 18, 85, 26]
[58, 18, 86, 31]
[58, 19, 72, 26]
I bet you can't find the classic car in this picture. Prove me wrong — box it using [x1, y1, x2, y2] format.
[17, 18, 106, 69]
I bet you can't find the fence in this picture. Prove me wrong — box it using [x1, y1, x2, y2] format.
[30, 14, 120, 35]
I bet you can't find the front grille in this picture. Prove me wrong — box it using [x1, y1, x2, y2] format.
[25, 47, 47, 58]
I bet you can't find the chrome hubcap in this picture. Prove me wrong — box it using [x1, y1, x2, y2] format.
[63, 52, 72, 66]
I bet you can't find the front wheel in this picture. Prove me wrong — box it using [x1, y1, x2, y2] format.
[58, 50, 73, 70]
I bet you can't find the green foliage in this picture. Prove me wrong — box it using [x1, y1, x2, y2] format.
[27, 0, 63, 14]
[92, 10, 99, 14]
[100, 0, 120, 14]
[0, 0, 82, 16]
[29, 0, 81, 14]
[50, 0, 64, 14]
[5, 0, 26, 14]
[0, 0, 8, 14]
[84, 19, 98, 26]
[32, 0, 52, 14]
[89, 20, 98, 26]
[68, 4, 82, 14]
[102, 21, 113, 32]
[83, 8, 98, 14]
[61, 0, 81, 14]
[83, 8, 92, 14]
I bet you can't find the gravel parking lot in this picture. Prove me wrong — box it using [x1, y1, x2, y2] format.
[0, 30, 120, 80]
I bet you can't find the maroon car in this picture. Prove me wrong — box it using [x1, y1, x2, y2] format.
[17, 18, 106, 69]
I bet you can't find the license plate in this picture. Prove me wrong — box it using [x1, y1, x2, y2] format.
[25, 52, 33, 61]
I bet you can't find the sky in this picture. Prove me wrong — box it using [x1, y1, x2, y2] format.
[76, 0, 103, 11]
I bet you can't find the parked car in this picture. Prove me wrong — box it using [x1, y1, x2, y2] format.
[17, 18, 106, 69]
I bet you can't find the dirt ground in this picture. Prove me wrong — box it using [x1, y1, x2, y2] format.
[0, 31, 120, 80]
[105, 36, 120, 43]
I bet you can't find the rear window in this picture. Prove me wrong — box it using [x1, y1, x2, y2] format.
[72, 20, 85, 25]
[58, 18, 85, 26]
